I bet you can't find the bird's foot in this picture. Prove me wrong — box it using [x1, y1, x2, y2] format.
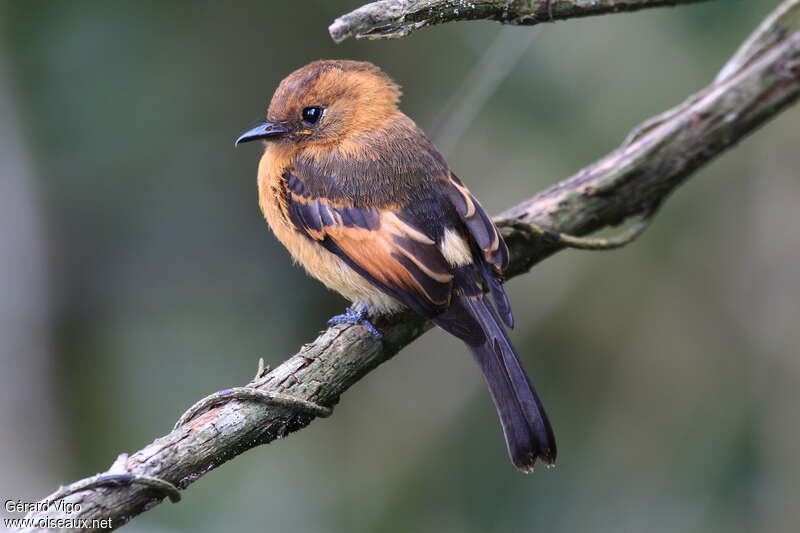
[327, 306, 383, 339]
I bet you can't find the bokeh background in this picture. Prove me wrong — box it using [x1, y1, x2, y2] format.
[2, 1, 799, 532]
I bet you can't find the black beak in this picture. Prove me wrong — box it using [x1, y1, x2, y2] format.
[235, 121, 291, 146]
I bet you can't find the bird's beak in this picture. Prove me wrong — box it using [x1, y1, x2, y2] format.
[235, 121, 291, 146]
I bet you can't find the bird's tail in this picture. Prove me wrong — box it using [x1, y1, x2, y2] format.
[433, 294, 557, 472]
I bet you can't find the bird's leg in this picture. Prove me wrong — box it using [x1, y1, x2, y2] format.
[327, 305, 383, 339]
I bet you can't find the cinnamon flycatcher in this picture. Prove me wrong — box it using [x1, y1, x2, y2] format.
[236, 60, 556, 472]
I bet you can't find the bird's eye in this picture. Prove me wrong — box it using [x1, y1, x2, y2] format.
[301, 106, 323, 125]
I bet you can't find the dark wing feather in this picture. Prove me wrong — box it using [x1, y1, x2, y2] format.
[442, 173, 513, 328]
[285, 170, 454, 317]
[443, 174, 509, 271]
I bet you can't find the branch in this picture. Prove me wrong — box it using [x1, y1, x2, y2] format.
[21, 1, 800, 531]
[329, 0, 715, 43]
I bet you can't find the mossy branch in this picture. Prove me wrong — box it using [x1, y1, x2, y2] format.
[329, 0, 716, 43]
[19, 1, 800, 531]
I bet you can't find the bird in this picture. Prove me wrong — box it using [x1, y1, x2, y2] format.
[236, 59, 556, 472]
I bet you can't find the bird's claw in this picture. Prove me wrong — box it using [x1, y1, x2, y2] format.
[327, 306, 383, 339]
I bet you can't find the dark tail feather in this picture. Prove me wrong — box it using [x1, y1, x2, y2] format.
[478, 259, 514, 329]
[434, 295, 557, 472]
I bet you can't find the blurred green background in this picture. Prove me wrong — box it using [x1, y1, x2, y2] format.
[1, 1, 799, 532]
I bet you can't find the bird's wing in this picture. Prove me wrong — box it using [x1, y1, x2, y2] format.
[284, 165, 514, 327]
[284, 170, 455, 317]
[441, 173, 513, 328]
[442, 173, 509, 274]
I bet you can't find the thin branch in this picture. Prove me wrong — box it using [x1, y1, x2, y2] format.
[20, 1, 800, 531]
[329, 0, 715, 43]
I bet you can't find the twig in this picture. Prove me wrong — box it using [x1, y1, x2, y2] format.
[329, 0, 715, 43]
[173, 387, 333, 429]
[44, 474, 182, 507]
[19, 1, 800, 531]
[507, 200, 662, 251]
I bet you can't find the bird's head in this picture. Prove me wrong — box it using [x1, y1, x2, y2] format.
[236, 60, 401, 148]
